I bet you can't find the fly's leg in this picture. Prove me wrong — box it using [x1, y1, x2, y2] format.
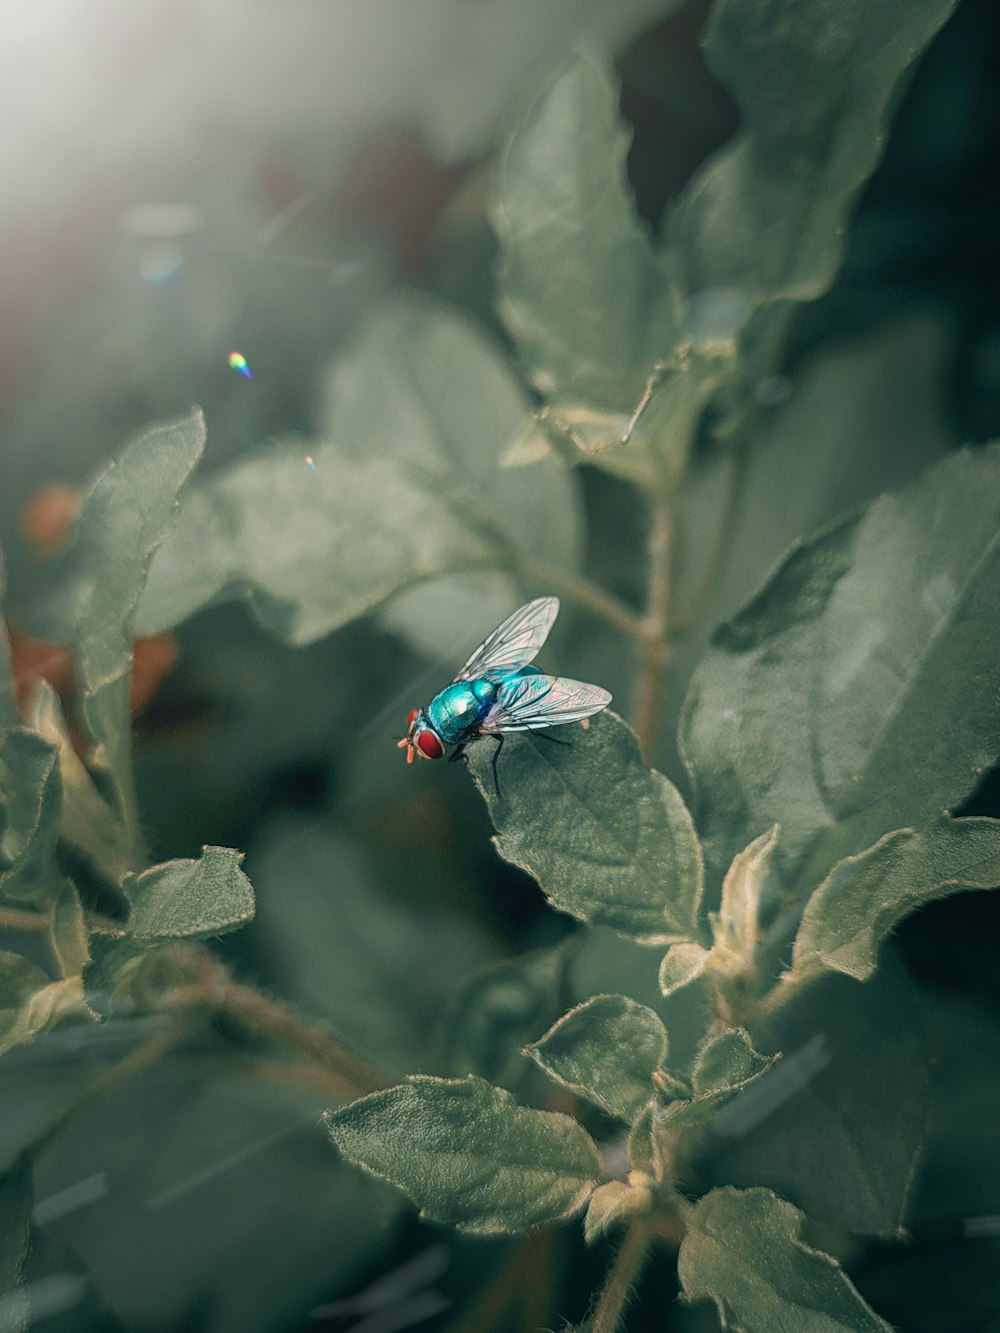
[448, 743, 467, 765]
[490, 735, 504, 794]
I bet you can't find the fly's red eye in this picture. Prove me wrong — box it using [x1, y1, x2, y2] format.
[406, 709, 419, 728]
[416, 729, 444, 759]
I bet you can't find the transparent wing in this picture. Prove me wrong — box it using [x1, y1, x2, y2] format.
[478, 674, 612, 733]
[456, 597, 560, 683]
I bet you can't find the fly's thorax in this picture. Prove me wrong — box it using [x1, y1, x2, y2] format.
[426, 679, 498, 742]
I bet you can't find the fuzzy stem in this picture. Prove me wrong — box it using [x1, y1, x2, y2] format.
[591, 1215, 656, 1333]
[202, 975, 388, 1096]
[0, 906, 49, 931]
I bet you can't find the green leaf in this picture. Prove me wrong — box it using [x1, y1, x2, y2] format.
[122, 846, 254, 942]
[0, 729, 62, 905]
[658, 1028, 775, 1130]
[626, 1100, 660, 1177]
[527, 994, 668, 1123]
[681, 444, 1000, 899]
[325, 1074, 604, 1234]
[669, 0, 956, 306]
[0, 1155, 32, 1333]
[137, 299, 581, 652]
[678, 1186, 892, 1331]
[0, 953, 85, 1058]
[492, 51, 685, 463]
[790, 816, 1000, 984]
[60, 411, 206, 850]
[47, 880, 90, 979]
[659, 827, 780, 1000]
[469, 711, 703, 942]
[704, 950, 929, 1236]
[27, 682, 131, 896]
[658, 942, 711, 999]
[82, 933, 149, 1017]
[662, 315, 954, 782]
[317, 296, 582, 659]
[442, 943, 570, 1094]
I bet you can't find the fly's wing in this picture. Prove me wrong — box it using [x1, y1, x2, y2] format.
[478, 673, 612, 733]
[456, 597, 560, 683]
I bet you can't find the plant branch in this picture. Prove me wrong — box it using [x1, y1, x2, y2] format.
[0, 905, 50, 931]
[634, 498, 673, 763]
[204, 975, 389, 1097]
[591, 1214, 656, 1333]
[517, 559, 648, 644]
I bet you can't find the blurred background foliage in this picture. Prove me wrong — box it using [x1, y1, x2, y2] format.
[1, 1, 999, 1330]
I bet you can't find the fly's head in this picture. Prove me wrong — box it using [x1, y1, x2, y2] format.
[397, 709, 445, 764]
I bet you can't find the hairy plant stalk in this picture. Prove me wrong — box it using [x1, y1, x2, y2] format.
[590, 1215, 656, 1333]
[203, 975, 388, 1096]
[0, 906, 49, 930]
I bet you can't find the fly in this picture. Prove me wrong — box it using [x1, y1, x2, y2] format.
[397, 597, 611, 795]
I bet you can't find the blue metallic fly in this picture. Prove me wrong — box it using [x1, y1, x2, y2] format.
[398, 597, 611, 795]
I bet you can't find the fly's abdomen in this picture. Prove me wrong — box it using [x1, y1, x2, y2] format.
[426, 680, 497, 743]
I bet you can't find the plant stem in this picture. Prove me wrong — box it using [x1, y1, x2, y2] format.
[673, 439, 750, 633]
[203, 975, 388, 1096]
[0, 906, 49, 930]
[754, 960, 825, 1021]
[518, 560, 648, 644]
[634, 499, 673, 763]
[591, 1215, 656, 1333]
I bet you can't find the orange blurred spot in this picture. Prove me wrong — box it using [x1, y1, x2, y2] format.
[7, 623, 178, 734]
[131, 633, 178, 715]
[20, 486, 82, 557]
[8, 626, 74, 713]
[13, 485, 178, 724]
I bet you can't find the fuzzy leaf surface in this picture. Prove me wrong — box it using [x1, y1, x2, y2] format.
[54, 411, 205, 847]
[528, 994, 668, 1123]
[0, 954, 84, 1058]
[27, 682, 130, 895]
[659, 1028, 775, 1130]
[682, 444, 1000, 897]
[469, 711, 702, 942]
[0, 729, 62, 905]
[670, 0, 957, 304]
[792, 816, 1000, 983]
[493, 51, 684, 456]
[678, 1186, 892, 1331]
[123, 846, 255, 941]
[138, 299, 580, 651]
[316, 297, 581, 658]
[705, 952, 929, 1236]
[326, 1075, 603, 1235]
